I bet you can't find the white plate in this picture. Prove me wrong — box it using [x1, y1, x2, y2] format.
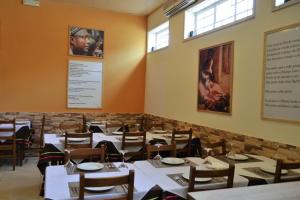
[205, 163, 228, 170]
[84, 186, 114, 192]
[126, 136, 139, 140]
[16, 121, 29, 125]
[67, 138, 87, 142]
[226, 154, 248, 161]
[164, 134, 185, 138]
[182, 172, 212, 182]
[153, 130, 167, 134]
[77, 162, 104, 171]
[90, 121, 103, 124]
[260, 166, 288, 175]
[162, 157, 185, 165]
[112, 131, 123, 135]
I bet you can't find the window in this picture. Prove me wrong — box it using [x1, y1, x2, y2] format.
[147, 21, 169, 52]
[184, 0, 254, 39]
[273, 0, 300, 10]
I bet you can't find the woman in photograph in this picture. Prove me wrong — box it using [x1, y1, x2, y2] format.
[198, 49, 229, 112]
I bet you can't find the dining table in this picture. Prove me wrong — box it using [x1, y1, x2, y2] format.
[44, 153, 300, 200]
[45, 162, 162, 200]
[203, 154, 300, 185]
[187, 180, 300, 200]
[134, 157, 249, 199]
[38, 130, 200, 176]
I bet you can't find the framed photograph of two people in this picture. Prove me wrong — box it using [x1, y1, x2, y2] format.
[69, 26, 104, 58]
[197, 41, 234, 115]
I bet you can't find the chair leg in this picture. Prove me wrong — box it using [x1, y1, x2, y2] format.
[13, 146, 16, 171]
[13, 157, 16, 171]
[20, 144, 24, 166]
[40, 176, 45, 196]
[17, 146, 22, 166]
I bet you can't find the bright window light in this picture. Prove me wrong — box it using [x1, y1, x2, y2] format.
[184, 0, 254, 39]
[274, 0, 300, 7]
[147, 21, 169, 53]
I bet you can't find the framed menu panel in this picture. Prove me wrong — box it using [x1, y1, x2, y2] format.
[68, 60, 102, 108]
[262, 23, 300, 123]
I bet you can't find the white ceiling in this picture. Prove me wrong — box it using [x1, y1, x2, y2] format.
[49, 0, 165, 16]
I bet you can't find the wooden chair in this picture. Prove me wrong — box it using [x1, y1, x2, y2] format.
[207, 139, 227, 156]
[172, 128, 192, 157]
[146, 120, 165, 131]
[64, 132, 93, 149]
[188, 163, 235, 192]
[64, 145, 105, 164]
[274, 159, 300, 183]
[146, 143, 176, 159]
[0, 119, 16, 170]
[39, 115, 46, 150]
[79, 170, 135, 200]
[122, 131, 146, 160]
[134, 115, 146, 131]
[82, 114, 87, 132]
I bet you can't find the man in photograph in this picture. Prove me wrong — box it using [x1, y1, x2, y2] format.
[69, 27, 91, 56]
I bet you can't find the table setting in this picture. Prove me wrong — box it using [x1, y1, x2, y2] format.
[45, 162, 161, 200]
[134, 155, 248, 199]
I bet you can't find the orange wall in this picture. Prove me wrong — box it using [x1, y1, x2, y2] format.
[0, 0, 146, 113]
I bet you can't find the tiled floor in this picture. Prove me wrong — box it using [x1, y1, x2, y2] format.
[0, 157, 43, 200]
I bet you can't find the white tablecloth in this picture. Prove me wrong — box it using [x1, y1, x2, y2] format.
[0, 120, 31, 139]
[45, 163, 156, 200]
[134, 158, 249, 199]
[188, 181, 300, 200]
[202, 154, 300, 184]
[44, 133, 141, 152]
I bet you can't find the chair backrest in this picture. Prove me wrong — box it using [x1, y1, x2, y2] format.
[82, 114, 87, 132]
[79, 170, 135, 200]
[122, 131, 146, 159]
[208, 139, 227, 156]
[172, 128, 192, 156]
[0, 119, 16, 137]
[0, 119, 16, 170]
[105, 122, 124, 134]
[146, 143, 176, 159]
[134, 115, 145, 131]
[64, 132, 93, 149]
[39, 115, 46, 148]
[64, 145, 105, 164]
[147, 121, 165, 131]
[188, 163, 235, 192]
[274, 159, 300, 183]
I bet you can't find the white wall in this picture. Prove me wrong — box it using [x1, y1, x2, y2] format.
[145, 0, 300, 146]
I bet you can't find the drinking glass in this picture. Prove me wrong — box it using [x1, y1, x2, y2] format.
[64, 149, 74, 168]
[57, 128, 64, 136]
[150, 125, 156, 133]
[135, 124, 140, 132]
[153, 143, 163, 161]
[119, 150, 128, 168]
[202, 147, 212, 165]
[203, 147, 212, 158]
[226, 142, 235, 158]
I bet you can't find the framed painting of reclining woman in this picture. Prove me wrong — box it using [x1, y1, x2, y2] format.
[197, 41, 234, 114]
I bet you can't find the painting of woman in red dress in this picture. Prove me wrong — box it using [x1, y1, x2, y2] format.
[198, 42, 234, 114]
